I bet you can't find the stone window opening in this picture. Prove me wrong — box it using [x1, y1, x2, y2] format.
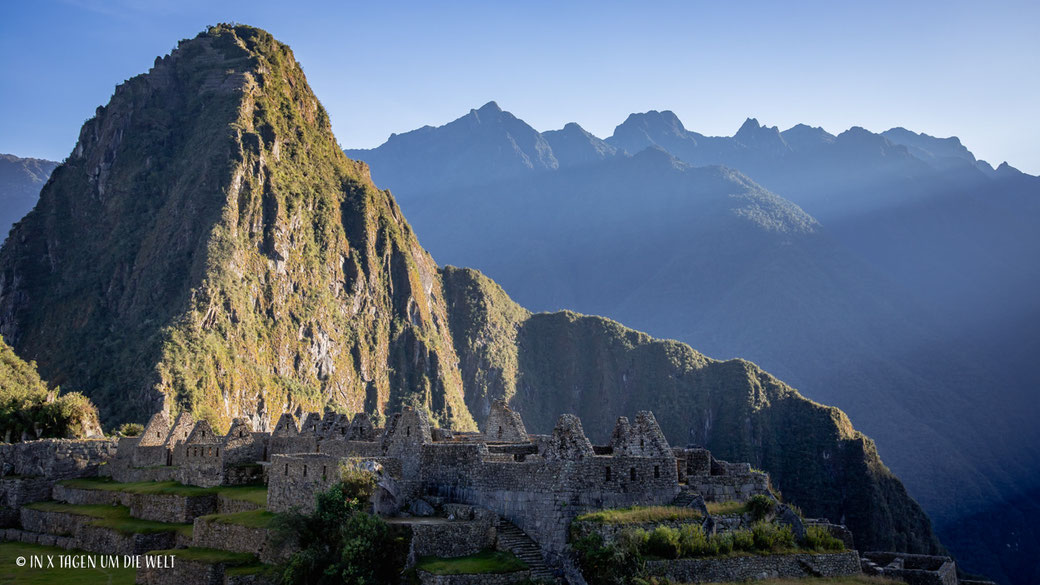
[640, 438, 645, 448]
[201, 431, 205, 438]
[215, 448, 219, 457]
[654, 465, 660, 479]
[406, 426, 410, 437]
[193, 447, 198, 457]
[605, 466, 612, 482]
[322, 465, 327, 478]
[239, 430, 245, 437]
[284, 464, 288, 475]
[497, 426, 503, 439]
[630, 468, 636, 481]
[156, 431, 160, 438]
[303, 465, 308, 477]
[186, 447, 190, 457]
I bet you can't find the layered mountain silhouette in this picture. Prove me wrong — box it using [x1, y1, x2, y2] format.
[346, 103, 1040, 584]
[0, 154, 58, 243]
[0, 25, 943, 563]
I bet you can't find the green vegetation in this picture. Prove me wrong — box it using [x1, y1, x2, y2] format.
[24, 502, 192, 537]
[804, 525, 847, 552]
[572, 517, 844, 584]
[0, 336, 101, 442]
[415, 550, 528, 575]
[115, 422, 144, 437]
[576, 506, 702, 525]
[0, 541, 135, 585]
[274, 472, 409, 585]
[198, 509, 275, 528]
[705, 501, 747, 516]
[58, 477, 267, 505]
[747, 495, 778, 521]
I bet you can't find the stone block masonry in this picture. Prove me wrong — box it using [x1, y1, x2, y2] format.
[646, 550, 861, 582]
[0, 438, 116, 479]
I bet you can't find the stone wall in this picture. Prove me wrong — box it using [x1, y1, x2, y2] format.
[405, 518, 496, 559]
[0, 438, 116, 479]
[0, 476, 53, 508]
[862, 552, 958, 585]
[136, 558, 223, 585]
[129, 492, 218, 523]
[416, 570, 531, 585]
[687, 471, 770, 502]
[266, 453, 343, 513]
[191, 517, 292, 564]
[18, 506, 179, 554]
[645, 551, 861, 582]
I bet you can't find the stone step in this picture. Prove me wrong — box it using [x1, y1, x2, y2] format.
[494, 519, 558, 583]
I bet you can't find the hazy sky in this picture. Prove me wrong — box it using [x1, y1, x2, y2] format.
[2, 0, 1038, 173]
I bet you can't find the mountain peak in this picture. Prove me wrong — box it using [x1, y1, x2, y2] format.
[475, 100, 502, 114]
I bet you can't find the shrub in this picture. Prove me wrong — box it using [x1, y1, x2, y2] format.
[571, 532, 642, 585]
[751, 521, 795, 551]
[732, 529, 755, 552]
[746, 495, 777, 521]
[646, 526, 682, 559]
[275, 474, 407, 585]
[117, 423, 144, 437]
[678, 524, 708, 557]
[804, 525, 846, 551]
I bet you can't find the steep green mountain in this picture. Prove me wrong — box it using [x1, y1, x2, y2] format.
[0, 24, 474, 431]
[0, 24, 940, 558]
[0, 154, 58, 243]
[442, 266, 942, 555]
[0, 336, 101, 441]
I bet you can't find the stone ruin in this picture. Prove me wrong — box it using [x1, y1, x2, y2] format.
[4, 400, 959, 585]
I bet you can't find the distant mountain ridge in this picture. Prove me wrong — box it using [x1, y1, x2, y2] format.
[344, 104, 1040, 585]
[0, 154, 59, 243]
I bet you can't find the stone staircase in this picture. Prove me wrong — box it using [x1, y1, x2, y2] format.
[495, 519, 556, 582]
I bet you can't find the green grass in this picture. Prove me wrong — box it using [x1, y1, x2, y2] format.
[706, 501, 748, 516]
[575, 506, 703, 525]
[58, 477, 267, 506]
[197, 509, 275, 529]
[0, 541, 136, 585]
[24, 502, 193, 538]
[415, 550, 528, 575]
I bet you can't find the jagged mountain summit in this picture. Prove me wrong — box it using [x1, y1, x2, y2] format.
[0, 154, 58, 243]
[0, 24, 942, 560]
[343, 103, 1040, 584]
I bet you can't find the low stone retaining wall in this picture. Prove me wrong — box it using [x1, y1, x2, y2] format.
[407, 518, 496, 559]
[20, 507, 88, 536]
[191, 517, 292, 564]
[0, 439, 116, 479]
[217, 495, 261, 514]
[130, 493, 218, 523]
[102, 460, 179, 483]
[77, 524, 178, 555]
[645, 550, 861, 582]
[571, 518, 707, 545]
[686, 472, 770, 502]
[136, 558, 223, 585]
[0, 477, 54, 508]
[862, 552, 957, 585]
[1, 528, 74, 549]
[416, 569, 531, 585]
[52, 484, 130, 506]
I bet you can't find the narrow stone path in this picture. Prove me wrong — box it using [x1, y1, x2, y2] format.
[495, 519, 556, 582]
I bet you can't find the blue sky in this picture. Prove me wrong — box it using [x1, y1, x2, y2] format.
[1, 0, 1038, 173]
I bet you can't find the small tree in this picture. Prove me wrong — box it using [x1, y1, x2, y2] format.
[275, 466, 407, 585]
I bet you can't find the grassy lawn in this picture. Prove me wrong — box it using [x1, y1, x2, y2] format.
[706, 501, 748, 516]
[416, 550, 528, 575]
[0, 541, 136, 585]
[197, 509, 276, 529]
[24, 502, 193, 538]
[575, 505, 703, 524]
[59, 478, 267, 506]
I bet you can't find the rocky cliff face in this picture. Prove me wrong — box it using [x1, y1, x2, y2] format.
[0, 25, 473, 431]
[441, 266, 942, 555]
[0, 154, 58, 244]
[0, 23, 940, 557]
